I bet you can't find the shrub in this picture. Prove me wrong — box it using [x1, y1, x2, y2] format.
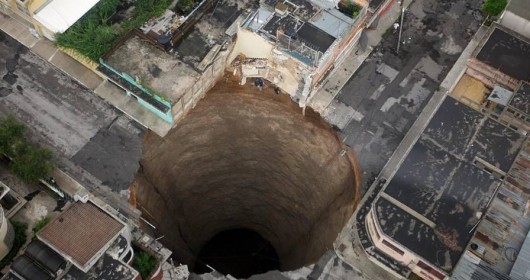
[32, 216, 51, 235]
[482, 0, 507, 17]
[175, 0, 199, 14]
[0, 115, 26, 158]
[56, 0, 172, 61]
[133, 251, 158, 279]
[0, 115, 54, 184]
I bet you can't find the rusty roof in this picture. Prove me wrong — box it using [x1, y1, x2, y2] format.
[38, 202, 124, 271]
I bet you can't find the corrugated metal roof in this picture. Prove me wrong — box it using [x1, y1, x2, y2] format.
[510, 231, 530, 280]
[487, 85, 513, 106]
[243, 7, 274, 32]
[451, 251, 511, 280]
[309, 9, 353, 38]
[34, 0, 100, 33]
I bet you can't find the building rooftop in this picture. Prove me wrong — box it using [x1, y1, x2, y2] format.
[487, 85, 513, 107]
[476, 27, 530, 81]
[375, 196, 458, 271]
[61, 253, 138, 280]
[296, 22, 336, 53]
[262, 14, 303, 38]
[105, 35, 200, 103]
[504, 0, 530, 22]
[468, 183, 530, 275]
[243, 0, 364, 67]
[380, 139, 498, 271]
[510, 230, 530, 280]
[375, 97, 525, 272]
[24, 239, 66, 275]
[509, 82, 530, 115]
[38, 202, 125, 271]
[103, 1, 244, 105]
[11, 255, 52, 280]
[464, 117, 523, 172]
[451, 250, 511, 280]
[308, 9, 354, 38]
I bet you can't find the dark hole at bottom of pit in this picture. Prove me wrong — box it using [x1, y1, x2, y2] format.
[194, 229, 280, 278]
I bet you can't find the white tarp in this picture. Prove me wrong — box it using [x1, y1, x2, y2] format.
[34, 0, 100, 34]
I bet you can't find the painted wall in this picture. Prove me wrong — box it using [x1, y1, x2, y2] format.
[228, 26, 274, 62]
[500, 11, 530, 40]
[0, 209, 14, 260]
[366, 208, 449, 280]
[1, 0, 52, 39]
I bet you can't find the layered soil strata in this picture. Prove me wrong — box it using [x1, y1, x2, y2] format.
[132, 76, 360, 276]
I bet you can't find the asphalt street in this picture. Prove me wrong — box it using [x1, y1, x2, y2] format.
[337, 0, 484, 193]
[0, 30, 144, 192]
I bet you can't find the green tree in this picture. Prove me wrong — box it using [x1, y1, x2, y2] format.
[482, 0, 507, 17]
[0, 115, 26, 158]
[134, 251, 157, 279]
[175, 0, 196, 14]
[11, 144, 54, 184]
[56, 0, 172, 61]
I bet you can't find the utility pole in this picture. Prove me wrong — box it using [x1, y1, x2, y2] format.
[396, 7, 405, 54]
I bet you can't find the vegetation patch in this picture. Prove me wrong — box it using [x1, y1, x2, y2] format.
[0, 221, 27, 269]
[132, 246, 158, 279]
[0, 115, 54, 184]
[56, 0, 172, 62]
[338, 0, 362, 19]
[32, 216, 51, 235]
[481, 0, 507, 17]
[174, 0, 202, 15]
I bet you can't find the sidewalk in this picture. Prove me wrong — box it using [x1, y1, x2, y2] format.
[0, 11, 172, 137]
[309, 0, 410, 118]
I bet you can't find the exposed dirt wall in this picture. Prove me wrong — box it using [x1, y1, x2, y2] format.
[132, 75, 360, 273]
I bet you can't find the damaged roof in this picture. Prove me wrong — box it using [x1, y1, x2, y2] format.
[38, 202, 125, 271]
[509, 82, 530, 115]
[375, 97, 525, 272]
[476, 27, 530, 81]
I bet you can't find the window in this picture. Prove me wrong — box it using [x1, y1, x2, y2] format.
[417, 260, 445, 280]
[382, 239, 404, 255]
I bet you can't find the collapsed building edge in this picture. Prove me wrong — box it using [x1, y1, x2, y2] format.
[95, 0, 395, 128]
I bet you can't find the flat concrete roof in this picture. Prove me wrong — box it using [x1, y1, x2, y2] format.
[105, 35, 199, 104]
[308, 9, 353, 38]
[376, 97, 526, 272]
[505, 0, 530, 22]
[476, 27, 530, 81]
[297, 22, 336, 53]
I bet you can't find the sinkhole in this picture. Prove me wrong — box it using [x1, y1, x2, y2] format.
[131, 77, 360, 278]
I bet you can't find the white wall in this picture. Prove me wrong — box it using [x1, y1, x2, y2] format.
[228, 27, 274, 63]
[500, 11, 530, 40]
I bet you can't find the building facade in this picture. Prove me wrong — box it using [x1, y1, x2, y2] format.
[0, 0, 100, 40]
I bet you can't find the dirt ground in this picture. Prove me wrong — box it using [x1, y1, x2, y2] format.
[132, 75, 360, 276]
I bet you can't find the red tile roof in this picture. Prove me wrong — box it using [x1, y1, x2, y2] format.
[38, 202, 124, 269]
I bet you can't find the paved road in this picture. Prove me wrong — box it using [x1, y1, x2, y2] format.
[0, 30, 144, 193]
[336, 0, 484, 193]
